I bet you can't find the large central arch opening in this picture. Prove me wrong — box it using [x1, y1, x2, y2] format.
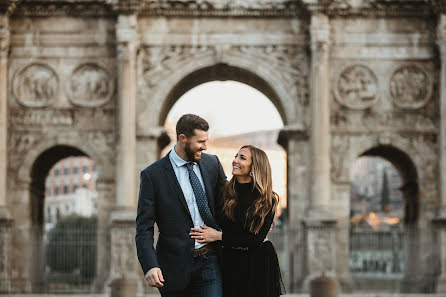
[156, 63, 291, 289]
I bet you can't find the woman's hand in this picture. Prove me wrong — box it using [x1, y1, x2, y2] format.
[190, 225, 222, 243]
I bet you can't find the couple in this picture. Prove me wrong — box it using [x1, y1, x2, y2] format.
[135, 114, 285, 297]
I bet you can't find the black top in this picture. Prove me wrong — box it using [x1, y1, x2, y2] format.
[219, 181, 274, 249]
[217, 181, 285, 297]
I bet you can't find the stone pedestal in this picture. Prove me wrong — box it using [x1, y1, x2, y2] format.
[0, 216, 11, 293]
[433, 217, 446, 293]
[109, 210, 139, 297]
[301, 219, 338, 292]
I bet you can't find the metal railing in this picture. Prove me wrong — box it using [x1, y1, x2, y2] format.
[0, 219, 103, 294]
[349, 229, 405, 278]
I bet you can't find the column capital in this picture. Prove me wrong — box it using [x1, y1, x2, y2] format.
[116, 14, 139, 62]
[278, 124, 308, 150]
[310, 13, 330, 45]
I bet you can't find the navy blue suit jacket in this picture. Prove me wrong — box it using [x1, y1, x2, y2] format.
[135, 152, 226, 291]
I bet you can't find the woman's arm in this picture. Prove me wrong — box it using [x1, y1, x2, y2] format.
[190, 225, 222, 243]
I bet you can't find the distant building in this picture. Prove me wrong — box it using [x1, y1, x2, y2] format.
[44, 156, 98, 230]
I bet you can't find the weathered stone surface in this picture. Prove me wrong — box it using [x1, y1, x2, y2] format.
[1, 0, 445, 295]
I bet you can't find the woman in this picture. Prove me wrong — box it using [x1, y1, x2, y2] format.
[190, 145, 285, 297]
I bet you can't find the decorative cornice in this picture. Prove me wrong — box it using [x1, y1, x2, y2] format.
[138, 0, 303, 17]
[304, 0, 435, 17]
[12, 0, 114, 17]
[8, 0, 446, 17]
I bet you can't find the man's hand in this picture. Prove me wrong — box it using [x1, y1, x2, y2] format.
[145, 267, 164, 287]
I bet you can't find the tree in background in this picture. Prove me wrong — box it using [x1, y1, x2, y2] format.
[45, 215, 97, 282]
[381, 169, 390, 213]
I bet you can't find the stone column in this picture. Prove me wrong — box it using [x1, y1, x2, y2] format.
[115, 14, 138, 211]
[435, 14, 446, 293]
[308, 13, 332, 219]
[301, 13, 338, 291]
[278, 125, 309, 291]
[110, 14, 139, 297]
[0, 14, 10, 220]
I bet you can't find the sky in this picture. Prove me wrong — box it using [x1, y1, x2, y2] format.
[166, 81, 284, 137]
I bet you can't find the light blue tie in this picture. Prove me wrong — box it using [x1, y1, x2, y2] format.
[185, 162, 219, 230]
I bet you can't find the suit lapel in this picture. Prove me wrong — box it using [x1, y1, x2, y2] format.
[161, 154, 193, 223]
[198, 159, 216, 217]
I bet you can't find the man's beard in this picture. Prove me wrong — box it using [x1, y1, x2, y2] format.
[185, 142, 201, 162]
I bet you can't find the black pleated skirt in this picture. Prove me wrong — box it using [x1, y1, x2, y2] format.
[222, 241, 285, 297]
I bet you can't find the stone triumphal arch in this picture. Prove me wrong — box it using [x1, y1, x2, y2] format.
[1, 0, 446, 295]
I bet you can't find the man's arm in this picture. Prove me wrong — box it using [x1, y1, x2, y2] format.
[135, 170, 159, 275]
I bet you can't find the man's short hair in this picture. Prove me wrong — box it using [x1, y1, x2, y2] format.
[176, 114, 209, 139]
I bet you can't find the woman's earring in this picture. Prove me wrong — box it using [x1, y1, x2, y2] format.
[249, 172, 253, 177]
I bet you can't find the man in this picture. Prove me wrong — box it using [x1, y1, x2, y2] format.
[136, 114, 227, 297]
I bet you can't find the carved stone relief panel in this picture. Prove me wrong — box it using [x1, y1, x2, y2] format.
[331, 60, 437, 133]
[7, 131, 41, 174]
[229, 45, 309, 106]
[140, 45, 214, 89]
[389, 64, 433, 109]
[334, 64, 378, 110]
[67, 63, 115, 107]
[12, 63, 59, 108]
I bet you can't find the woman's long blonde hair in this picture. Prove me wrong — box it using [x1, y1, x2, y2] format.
[222, 145, 279, 234]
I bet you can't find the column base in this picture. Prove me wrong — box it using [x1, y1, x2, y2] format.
[108, 208, 139, 297]
[110, 277, 138, 297]
[301, 218, 338, 292]
[433, 216, 446, 293]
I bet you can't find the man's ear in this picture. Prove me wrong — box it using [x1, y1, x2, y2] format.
[178, 134, 188, 143]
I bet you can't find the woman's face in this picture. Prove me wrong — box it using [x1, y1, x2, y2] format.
[232, 147, 252, 178]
